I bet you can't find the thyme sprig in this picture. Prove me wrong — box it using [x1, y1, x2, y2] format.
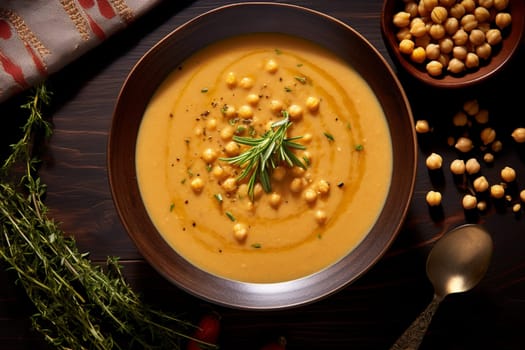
[0, 84, 217, 350]
[220, 111, 307, 198]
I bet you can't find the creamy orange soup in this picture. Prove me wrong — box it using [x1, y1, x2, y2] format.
[136, 33, 392, 283]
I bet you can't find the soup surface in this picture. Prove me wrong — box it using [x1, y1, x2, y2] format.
[136, 33, 392, 283]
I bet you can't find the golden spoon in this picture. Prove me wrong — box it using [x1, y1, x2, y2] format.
[390, 224, 493, 350]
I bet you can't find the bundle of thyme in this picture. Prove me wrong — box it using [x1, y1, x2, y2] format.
[0, 84, 215, 349]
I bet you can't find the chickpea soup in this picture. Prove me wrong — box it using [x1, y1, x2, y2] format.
[136, 33, 392, 283]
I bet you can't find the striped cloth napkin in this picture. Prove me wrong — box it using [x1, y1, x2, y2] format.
[0, 0, 161, 103]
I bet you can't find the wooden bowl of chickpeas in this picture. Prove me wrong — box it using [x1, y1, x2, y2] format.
[381, 0, 524, 88]
[108, 3, 416, 310]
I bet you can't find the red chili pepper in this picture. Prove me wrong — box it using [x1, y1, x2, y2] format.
[186, 313, 221, 350]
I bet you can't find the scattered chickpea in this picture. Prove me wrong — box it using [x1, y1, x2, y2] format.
[426, 152, 443, 170]
[246, 93, 260, 106]
[463, 99, 479, 116]
[272, 166, 287, 182]
[190, 178, 204, 193]
[220, 125, 235, 140]
[239, 77, 254, 89]
[305, 96, 320, 113]
[462, 194, 478, 210]
[252, 183, 264, 199]
[480, 127, 496, 145]
[490, 184, 505, 199]
[465, 158, 481, 174]
[314, 210, 328, 225]
[452, 111, 468, 126]
[206, 118, 217, 131]
[269, 99, 284, 114]
[202, 148, 218, 163]
[511, 128, 525, 143]
[450, 159, 466, 175]
[303, 188, 318, 204]
[222, 177, 238, 193]
[491, 140, 503, 153]
[483, 153, 494, 164]
[238, 105, 254, 119]
[415, 120, 431, 133]
[512, 203, 521, 213]
[288, 104, 303, 120]
[233, 223, 248, 242]
[473, 175, 489, 192]
[426, 190, 442, 206]
[265, 59, 279, 73]
[302, 133, 313, 144]
[474, 109, 489, 124]
[222, 104, 237, 119]
[455, 137, 474, 153]
[225, 72, 237, 88]
[501, 166, 516, 182]
[290, 178, 304, 193]
[269, 192, 282, 208]
[317, 180, 330, 195]
[477, 201, 487, 211]
[520, 189, 525, 202]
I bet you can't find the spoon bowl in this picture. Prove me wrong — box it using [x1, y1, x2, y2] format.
[391, 224, 493, 350]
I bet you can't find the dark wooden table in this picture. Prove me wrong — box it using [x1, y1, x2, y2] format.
[1, 1, 524, 349]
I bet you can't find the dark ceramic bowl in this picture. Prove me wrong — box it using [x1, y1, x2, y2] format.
[108, 2, 416, 310]
[381, 0, 524, 88]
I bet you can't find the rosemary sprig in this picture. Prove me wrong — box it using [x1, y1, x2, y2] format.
[220, 111, 307, 198]
[0, 84, 217, 350]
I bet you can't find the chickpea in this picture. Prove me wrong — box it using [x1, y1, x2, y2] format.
[288, 104, 303, 120]
[512, 128, 525, 143]
[439, 37, 454, 54]
[426, 190, 442, 206]
[478, 0, 494, 9]
[469, 29, 486, 46]
[410, 47, 427, 64]
[453, 111, 468, 127]
[473, 176, 489, 192]
[239, 77, 254, 89]
[493, 0, 509, 11]
[426, 60, 443, 76]
[491, 140, 503, 153]
[475, 7, 491, 23]
[425, 43, 441, 60]
[397, 27, 412, 41]
[513, 203, 521, 213]
[405, 1, 419, 17]
[253, 183, 263, 199]
[302, 133, 313, 144]
[501, 166, 516, 182]
[190, 178, 204, 193]
[225, 71, 237, 88]
[291, 165, 306, 177]
[440, 0, 456, 6]
[290, 177, 304, 193]
[238, 105, 253, 120]
[222, 104, 237, 119]
[220, 125, 235, 140]
[477, 201, 488, 211]
[429, 24, 446, 40]
[246, 93, 260, 106]
[317, 180, 330, 195]
[224, 141, 240, 156]
[418, 1, 430, 16]
[474, 109, 489, 124]
[450, 159, 466, 175]
[206, 118, 217, 131]
[452, 29, 469, 45]
[233, 223, 248, 242]
[520, 189, 525, 202]
[269, 99, 283, 114]
[460, 0, 476, 13]
[495, 12, 512, 30]
[269, 192, 282, 208]
[399, 39, 415, 55]
[490, 184, 505, 199]
[463, 99, 479, 116]
[305, 96, 320, 113]
[431, 6, 448, 24]
[221, 177, 237, 193]
[202, 148, 218, 163]
[426, 152, 443, 170]
[453, 45, 468, 60]
[465, 158, 481, 174]
[450, 4, 466, 19]
[265, 59, 278, 73]
[448, 57, 465, 74]
[194, 126, 203, 137]
[480, 127, 496, 145]
[476, 43, 492, 60]
[303, 188, 318, 204]
[315, 210, 328, 225]
[462, 194, 478, 210]
[455, 136, 473, 152]
[415, 120, 431, 133]
[486, 29, 502, 45]
[483, 153, 494, 163]
[415, 34, 432, 48]
[393, 11, 411, 28]
[444, 17, 460, 35]
[410, 21, 428, 38]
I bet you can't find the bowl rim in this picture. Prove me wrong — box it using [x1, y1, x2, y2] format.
[108, 1, 417, 310]
[380, 0, 525, 88]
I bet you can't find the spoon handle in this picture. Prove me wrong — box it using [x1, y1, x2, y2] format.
[389, 295, 442, 350]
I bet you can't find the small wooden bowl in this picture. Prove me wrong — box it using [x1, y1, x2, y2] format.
[108, 2, 416, 310]
[381, 0, 524, 88]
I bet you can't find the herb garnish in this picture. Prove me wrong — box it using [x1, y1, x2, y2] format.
[220, 112, 307, 199]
